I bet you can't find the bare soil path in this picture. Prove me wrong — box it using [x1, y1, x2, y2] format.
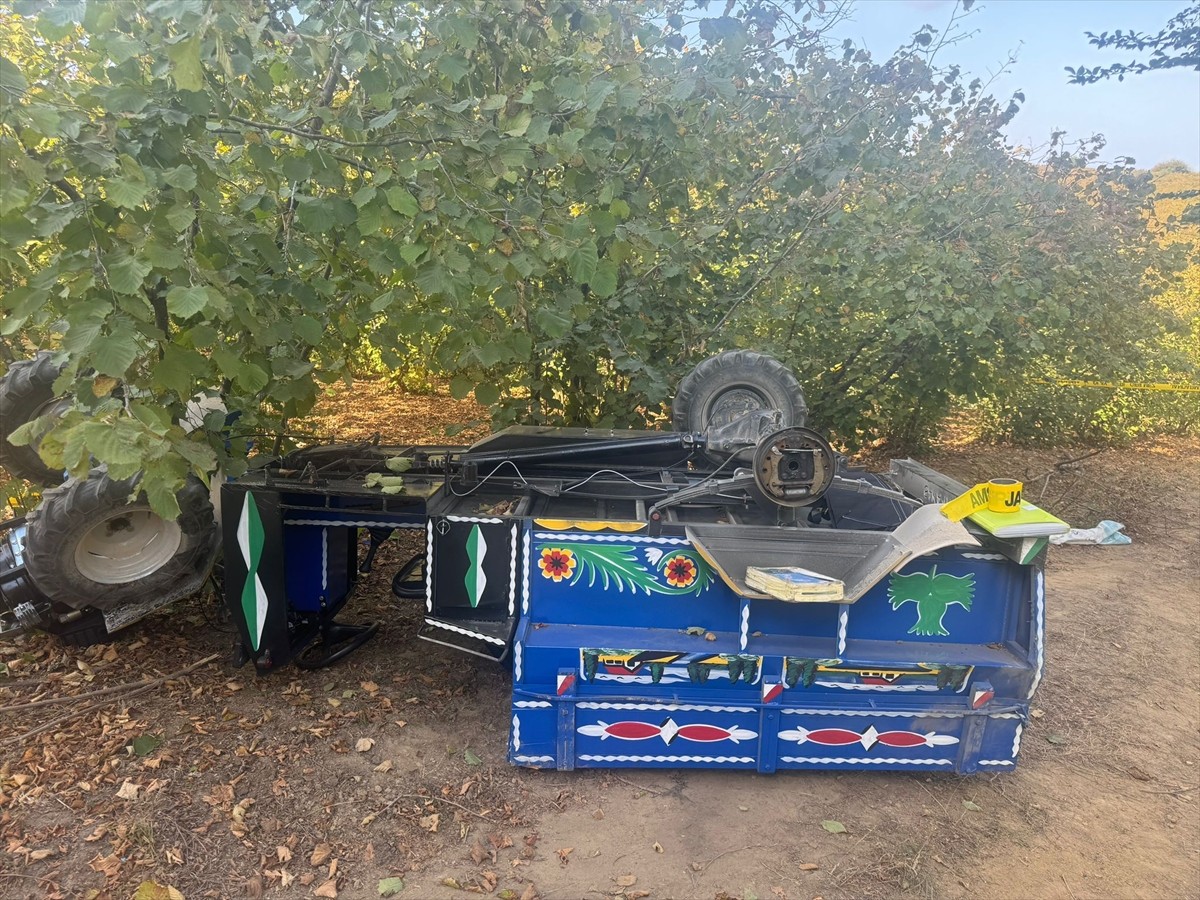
[1, 383, 1196, 900]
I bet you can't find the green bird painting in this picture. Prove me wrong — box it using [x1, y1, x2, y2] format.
[887, 566, 976, 637]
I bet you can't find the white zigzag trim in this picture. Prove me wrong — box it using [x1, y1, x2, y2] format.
[780, 757, 954, 765]
[578, 702, 755, 713]
[578, 755, 753, 764]
[1028, 570, 1045, 700]
[521, 535, 531, 615]
[815, 682, 939, 692]
[513, 755, 555, 765]
[448, 515, 503, 523]
[320, 528, 328, 591]
[779, 708, 1022, 719]
[284, 519, 424, 528]
[533, 533, 688, 545]
[837, 605, 849, 656]
[425, 519, 434, 613]
[962, 552, 1006, 560]
[511, 714, 520, 752]
[507, 524, 518, 616]
[513, 640, 523, 680]
[1012, 723, 1024, 758]
[513, 700, 551, 708]
[979, 759, 1015, 766]
[739, 602, 750, 651]
[424, 618, 506, 645]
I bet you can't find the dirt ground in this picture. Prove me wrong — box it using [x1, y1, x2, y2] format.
[1, 380, 1197, 900]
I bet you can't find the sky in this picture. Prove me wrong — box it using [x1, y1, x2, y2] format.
[828, 0, 1200, 170]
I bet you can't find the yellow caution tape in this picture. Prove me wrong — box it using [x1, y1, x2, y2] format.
[941, 479, 1024, 521]
[1033, 379, 1200, 394]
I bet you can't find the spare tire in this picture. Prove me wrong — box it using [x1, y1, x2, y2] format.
[24, 468, 219, 611]
[672, 350, 808, 433]
[0, 352, 69, 484]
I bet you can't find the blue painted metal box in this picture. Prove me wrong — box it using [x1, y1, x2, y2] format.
[505, 520, 1041, 773]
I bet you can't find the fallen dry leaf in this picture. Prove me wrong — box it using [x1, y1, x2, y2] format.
[361, 680, 379, 693]
[616, 874, 637, 887]
[798, 862, 819, 871]
[653, 841, 664, 853]
[420, 813, 440, 833]
[519, 884, 538, 900]
[374, 759, 394, 773]
[626, 892, 650, 900]
[29, 848, 55, 861]
[310, 843, 332, 866]
[355, 738, 375, 753]
[556, 847, 573, 865]
[278, 846, 293, 863]
[116, 780, 140, 801]
[313, 878, 338, 898]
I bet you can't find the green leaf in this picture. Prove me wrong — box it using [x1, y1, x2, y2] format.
[463, 749, 482, 766]
[293, 315, 323, 345]
[356, 204, 383, 237]
[569, 240, 598, 285]
[473, 383, 500, 405]
[534, 307, 572, 339]
[0, 57, 28, 98]
[590, 260, 618, 298]
[364, 473, 406, 494]
[437, 53, 469, 83]
[480, 94, 507, 111]
[385, 186, 419, 217]
[105, 175, 151, 209]
[161, 165, 197, 190]
[91, 326, 140, 377]
[385, 457, 413, 473]
[131, 734, 163, 757]
[165, 204, 196, 233]
[378, 877, 405, 897]
[77, 420, 143, 467]
[106, 252, 152, 294]
[153, 345, 206, 396]
[962, 800, 982, 812]
[297, 199, 335, 233]
[449, 375, 473, 399]
[167, 36, 204, 91]
[503, 109, 532, 137]
[821, 820, 848, 835]
[142, 473, 182, 521]
[166, 286, 212, 318]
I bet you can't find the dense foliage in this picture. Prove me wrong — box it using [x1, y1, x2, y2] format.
[0, 0, 1191, 513]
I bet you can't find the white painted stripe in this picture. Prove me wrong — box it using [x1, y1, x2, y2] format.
[513, 640, 523, 680]
[837, 605, 849, 656]
[507, 525, 518, 616]
[512, 700, 551, 708]
[533, 533, 688, 545]
[283, 519, 424, 528]
[780, 757, 954, 765]
[512, 755, 555, 765]
[578, 755, 753, 764]
[578, 702, 756, 713]
[425, 519, 434, 613]
[449, 515, 503, 524]
[423, 618, 506, 645]
[511, 714, 520, 752]
[1028, 570, 1045, 700]
[979, 759, 1015, 766]
[779, 708, 1022, 719]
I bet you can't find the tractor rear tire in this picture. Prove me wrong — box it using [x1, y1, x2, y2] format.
[0, 352, 68, 485]
[672, 350, 808, 434]
[24, 469, 219, 611]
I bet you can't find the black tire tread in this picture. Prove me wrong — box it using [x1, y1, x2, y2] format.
[671, 350, 808, 433]
[0, 352, 65, 484]
[24, 468, 219, 610]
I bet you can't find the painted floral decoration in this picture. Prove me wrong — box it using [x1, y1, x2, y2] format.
[539, 547, 576, 582]
[664, 555, 697, 588]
